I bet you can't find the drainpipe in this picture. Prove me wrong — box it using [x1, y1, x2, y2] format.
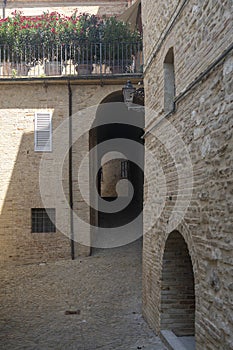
[68, 81, 75, 260]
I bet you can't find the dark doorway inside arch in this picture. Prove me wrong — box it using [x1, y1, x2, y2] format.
[89, 90, 144, 251]
[161, 231, 195, 338]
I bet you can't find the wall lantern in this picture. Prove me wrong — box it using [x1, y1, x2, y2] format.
[122, 80, 145, 111]
[122, 80, 136, 107]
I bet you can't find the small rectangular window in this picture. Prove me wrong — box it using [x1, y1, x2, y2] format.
[34, 112, 52, 152]
[121, 160, 129, 178]
[31, 208, 56, 233]
[100, 167, 103, 182]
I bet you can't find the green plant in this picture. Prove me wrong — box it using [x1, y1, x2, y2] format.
[0, 10, 142, 66]
[11, 68, 17, 78]
[101, 16, 141, 43]
[98, 16, 142, 65]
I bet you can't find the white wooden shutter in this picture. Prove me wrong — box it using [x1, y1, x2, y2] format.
[34, 112, 52, 152]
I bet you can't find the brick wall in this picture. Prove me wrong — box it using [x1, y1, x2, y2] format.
[161, 231, 195, 336]
[0, 80, 127, 264]
[142, 0, 233, 349]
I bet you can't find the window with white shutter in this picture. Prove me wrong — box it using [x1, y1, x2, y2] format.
[34, 112, 52, 152]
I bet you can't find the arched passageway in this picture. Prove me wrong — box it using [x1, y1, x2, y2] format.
[161, 231, 195, 337]
[89, 90, 144, 250]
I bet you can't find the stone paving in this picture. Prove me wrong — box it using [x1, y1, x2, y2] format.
[0, 239, 167, 350]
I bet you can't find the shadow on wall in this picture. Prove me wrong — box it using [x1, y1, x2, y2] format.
[0, 131, 70, 264]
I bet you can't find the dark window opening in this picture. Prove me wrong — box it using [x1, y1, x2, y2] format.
[32, 208, 56, 233]
[100, 167, 103, 182]
[164, 47, 175, 114]
[121, 160, 129, 178]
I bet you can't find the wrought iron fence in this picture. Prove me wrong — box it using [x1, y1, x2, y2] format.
[0, 42, 143, 78]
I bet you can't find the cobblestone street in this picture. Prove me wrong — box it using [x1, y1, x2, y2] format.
[0, 239, 166, 350]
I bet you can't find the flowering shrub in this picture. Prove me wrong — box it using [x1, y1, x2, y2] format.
[0, 10, 142, 63]
[0, 10, 100, 46]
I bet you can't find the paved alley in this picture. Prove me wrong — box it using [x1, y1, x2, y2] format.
[0, 239, 167, 350]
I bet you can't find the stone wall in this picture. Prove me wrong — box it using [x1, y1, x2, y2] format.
[142, 0, 233, 349]
[0, 79, 127, 264]
[141, 0, 179, 62]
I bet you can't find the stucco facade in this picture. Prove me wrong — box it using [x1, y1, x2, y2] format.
[141, 0, 233, 349]
[4, 0, 129, 17]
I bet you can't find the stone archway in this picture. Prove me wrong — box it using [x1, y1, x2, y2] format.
[89, 90, 145, 250]
[161, 230, 195, 337]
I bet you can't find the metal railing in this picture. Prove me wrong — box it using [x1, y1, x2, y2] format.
[0, 42, 143, 78]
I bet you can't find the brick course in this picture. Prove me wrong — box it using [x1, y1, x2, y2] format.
[0, 80, 131, 264]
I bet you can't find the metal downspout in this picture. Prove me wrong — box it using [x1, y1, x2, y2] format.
[68, 81, 75, 260]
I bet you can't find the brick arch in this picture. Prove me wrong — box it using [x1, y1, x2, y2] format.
[160, 223, 199, 291]
[99, 90, 124, 104]
[89, 87, 144, 246]
[175, 222, 199, 286]
[160, 229, 195, 336]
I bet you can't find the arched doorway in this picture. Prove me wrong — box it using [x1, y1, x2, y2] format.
[161, 231, 195, 338]
[89, 90, 144, 250]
